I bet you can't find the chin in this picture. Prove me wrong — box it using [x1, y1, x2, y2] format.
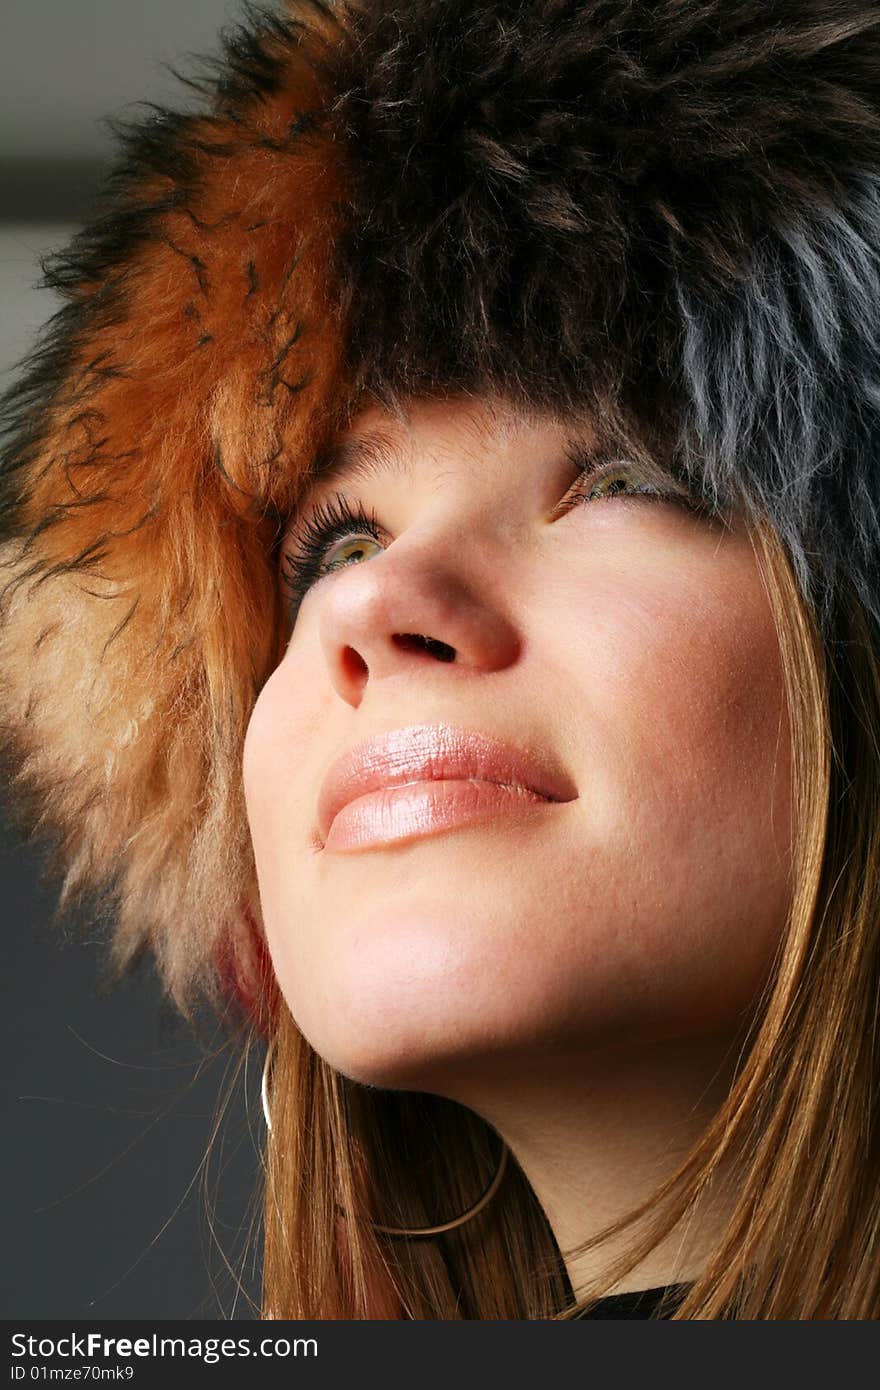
[291, 1017, 465, 1093]
[281, 964, 527, 1096]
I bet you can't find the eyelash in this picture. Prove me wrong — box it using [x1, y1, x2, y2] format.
[281, 493, 384, 624]
[280, 459, 707, 625]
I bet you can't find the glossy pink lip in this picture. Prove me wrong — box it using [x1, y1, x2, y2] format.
[316, 722, 578, 847]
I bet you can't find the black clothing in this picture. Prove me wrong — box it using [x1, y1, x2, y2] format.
[576, 1282, 692, 1319]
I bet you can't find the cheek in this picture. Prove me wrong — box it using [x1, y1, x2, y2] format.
[551, 524, 788, 823]
[550, 541, 792, 1012]
[242, 643, 329, 883]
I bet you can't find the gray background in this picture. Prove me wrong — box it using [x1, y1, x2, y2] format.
[1, 0, 269, 1321]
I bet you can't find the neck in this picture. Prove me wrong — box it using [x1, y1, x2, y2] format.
[443, 1030, 743, 1299]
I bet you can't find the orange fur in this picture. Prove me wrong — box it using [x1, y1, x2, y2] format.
[0, 3, 353, 1014]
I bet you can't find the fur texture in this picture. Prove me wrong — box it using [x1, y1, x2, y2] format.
[2, 0, 879, 1012]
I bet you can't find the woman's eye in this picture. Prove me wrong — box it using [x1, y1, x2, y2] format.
[586, 467, 653, 500]
[319, 535, 383, 574]
[566, 459, 692, 510]
[280, 492, 386, 626]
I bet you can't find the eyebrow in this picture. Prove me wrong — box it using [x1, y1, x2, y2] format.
[306, 420, 630, 500]
[303, 425, 701, 518]
[309, 429, 419, 490]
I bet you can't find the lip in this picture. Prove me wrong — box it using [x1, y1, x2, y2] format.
[316, 722, 578, 848]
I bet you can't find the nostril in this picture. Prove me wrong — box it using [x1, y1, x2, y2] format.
[341, 646, 369, 679]
[393, 633, 456, 662]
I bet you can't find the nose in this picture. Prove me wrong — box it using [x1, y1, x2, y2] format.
[316, 529, 522, 708]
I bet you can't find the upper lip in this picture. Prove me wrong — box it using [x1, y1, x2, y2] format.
[317, 722, 578, 841]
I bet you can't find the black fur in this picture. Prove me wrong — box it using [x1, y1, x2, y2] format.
[325, 0, 880, 639]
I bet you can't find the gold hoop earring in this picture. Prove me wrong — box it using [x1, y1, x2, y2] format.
[366, 1141, 509, 1239]
[260, 1037, 275, 1133]
[261, 1041, 510, 1238]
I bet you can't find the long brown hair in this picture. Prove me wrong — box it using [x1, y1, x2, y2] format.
[258, 515, 880, 1319]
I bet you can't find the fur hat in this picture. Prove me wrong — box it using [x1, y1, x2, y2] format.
[2, 0, 879, 1020]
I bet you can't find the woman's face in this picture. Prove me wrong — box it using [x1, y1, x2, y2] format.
[243, 396, 792, 1093]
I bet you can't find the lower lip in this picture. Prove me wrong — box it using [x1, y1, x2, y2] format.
[323, 778, 557, 852]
